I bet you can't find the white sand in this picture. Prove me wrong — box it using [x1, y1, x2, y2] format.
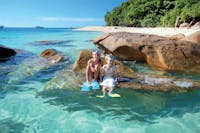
[74, 26, 200, 37]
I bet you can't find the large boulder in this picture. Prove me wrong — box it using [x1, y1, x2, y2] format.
[72, 50, 92, 73]
[0, 45, 16, 60]
[93, 32, 200, 72]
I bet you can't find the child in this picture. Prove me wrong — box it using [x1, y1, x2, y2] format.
[81, 50, 102, 91]
[85, 50, 102, 82]
[100, 54, 118, 97]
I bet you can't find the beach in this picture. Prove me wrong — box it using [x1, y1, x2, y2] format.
[75, 26, 200, 37]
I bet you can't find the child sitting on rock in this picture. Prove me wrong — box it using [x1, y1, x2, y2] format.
[100, 54, 118, 97]
[85, 50, 102, 82]
[81, 50, 102, 91]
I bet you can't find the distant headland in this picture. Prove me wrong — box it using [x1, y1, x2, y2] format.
[35, 26, 44, 29]
[0, 26, 4, 29]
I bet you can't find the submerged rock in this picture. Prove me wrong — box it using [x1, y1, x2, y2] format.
[93, 32, 200, 73]
[118, 73, 200, 91]
[33, 40, 73, 46]
[40, 49, 66, 64]
[8, 55, 50, 83]
[44, 69, 84, 91]
[7, 50, 69, 84]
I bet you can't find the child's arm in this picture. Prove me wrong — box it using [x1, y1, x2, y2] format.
[85, 59, 91, 82]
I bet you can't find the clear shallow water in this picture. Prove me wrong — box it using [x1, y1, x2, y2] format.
[0, 28, 200, 133]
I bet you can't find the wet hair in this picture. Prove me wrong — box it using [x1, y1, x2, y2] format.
[92, 50, 101, 56]
[91, 50, 102, 64]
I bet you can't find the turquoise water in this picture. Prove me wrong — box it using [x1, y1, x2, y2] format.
[0, 28, 200, 133]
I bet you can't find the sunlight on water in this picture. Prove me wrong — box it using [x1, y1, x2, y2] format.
[0, 28, 200, 133]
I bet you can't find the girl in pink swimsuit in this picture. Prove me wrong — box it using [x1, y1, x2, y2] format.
[85, 51, 102, 82]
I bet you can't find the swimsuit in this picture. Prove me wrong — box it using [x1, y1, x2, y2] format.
[89, 60, 101, 72]
[100, 76, 116, 87]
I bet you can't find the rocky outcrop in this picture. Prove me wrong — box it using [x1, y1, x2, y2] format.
[0, 45, 16, 60]
[93, 32, 200, 72]
[44, 49, 200, 92]
[40, 49, 65, 63]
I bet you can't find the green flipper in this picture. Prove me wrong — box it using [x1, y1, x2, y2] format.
[96, 95, 105, 98]
[109, 93, 121, 98]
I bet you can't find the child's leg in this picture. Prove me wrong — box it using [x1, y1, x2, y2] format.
[93, 71, 99, 81]
[108, 87, 114, 95]
[86, 69, 92, 82]
[93, 66, 100, 81]
[102, 86, 106, 96]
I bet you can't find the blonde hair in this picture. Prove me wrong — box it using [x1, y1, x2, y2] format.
[105, 54, 115, 61]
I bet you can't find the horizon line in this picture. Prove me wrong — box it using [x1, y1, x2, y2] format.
[0, 25, 105, 29]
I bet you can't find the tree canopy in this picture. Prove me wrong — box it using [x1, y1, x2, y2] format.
[105, 0, 200, 27]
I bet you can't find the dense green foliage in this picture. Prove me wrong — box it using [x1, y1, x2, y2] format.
[105, 0, 200, 27]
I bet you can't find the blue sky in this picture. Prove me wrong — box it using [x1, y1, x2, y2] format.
[0, 0, 127, 27]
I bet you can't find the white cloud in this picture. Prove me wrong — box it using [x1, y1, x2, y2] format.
[39, 17, 103, 22]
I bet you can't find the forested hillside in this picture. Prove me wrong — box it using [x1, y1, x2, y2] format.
[105, 0, 200, 27]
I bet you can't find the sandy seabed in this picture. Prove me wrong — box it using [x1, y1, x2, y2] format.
[75, 26, 200, 37]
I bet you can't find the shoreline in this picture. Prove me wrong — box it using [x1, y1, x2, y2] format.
[74, 26, 200, 37]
